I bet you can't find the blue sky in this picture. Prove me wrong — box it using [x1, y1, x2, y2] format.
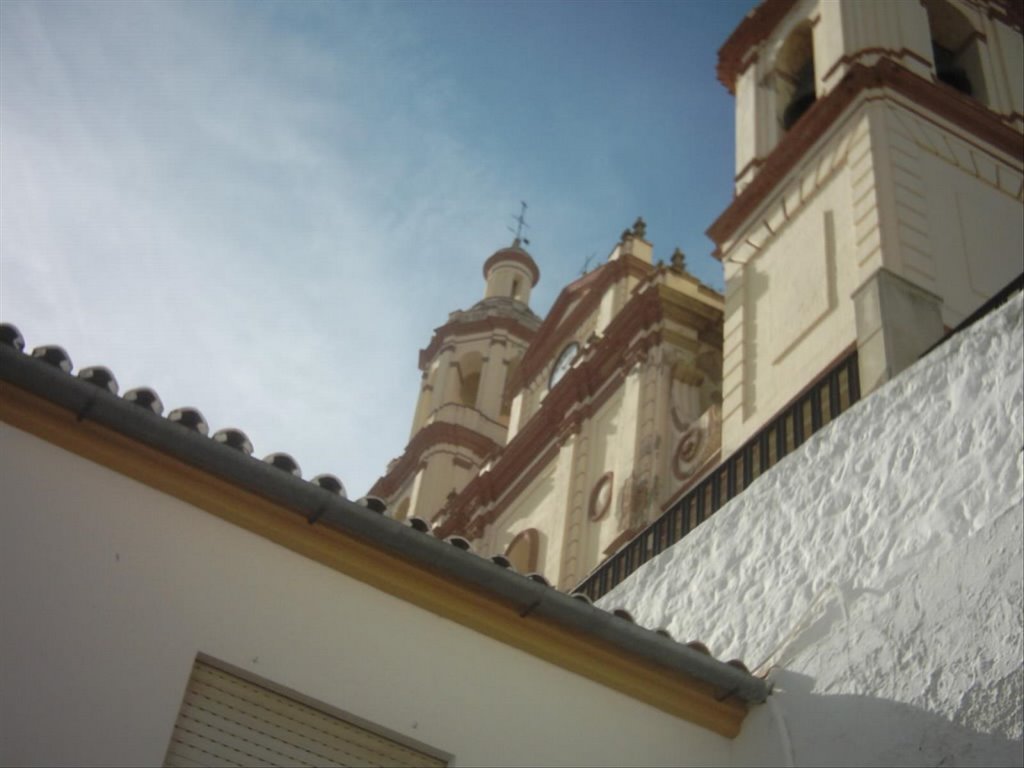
[1, 0, 755, 497]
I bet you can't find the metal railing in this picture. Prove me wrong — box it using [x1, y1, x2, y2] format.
[574, 272, 1024, 602]
[574, 350, 862, 601]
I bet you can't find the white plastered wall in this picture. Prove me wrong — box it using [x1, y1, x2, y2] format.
[721, 90, 1024, 454]
[0, 423, 732, 768]
[484, 261, 535, 304]
[722, 110, 863, 454]
[873, 98, 1024, 324]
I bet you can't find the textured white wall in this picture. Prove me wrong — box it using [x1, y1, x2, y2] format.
[600, 292, 1024, 767]
[0, 422, 731, 767]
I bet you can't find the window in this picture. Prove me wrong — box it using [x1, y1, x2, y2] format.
[164, 657, 447, 768]
[456, 352, 483, 408]
[925, 0, 987, 104]
[394, 498, 411, 522]
[588, 473, 614, 522]
[776, 22, 816, 131]
[505, 528, 539, 573]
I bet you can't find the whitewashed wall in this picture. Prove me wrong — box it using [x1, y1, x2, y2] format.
[601, 292, 1024, 766]
[0, 423, 732, 767]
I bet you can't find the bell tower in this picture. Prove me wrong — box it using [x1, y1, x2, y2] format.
[710, 0, 1023, 454]
[370, 240, 541, 524]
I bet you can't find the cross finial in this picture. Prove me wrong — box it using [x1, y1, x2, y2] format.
[508, 201, 530, 246]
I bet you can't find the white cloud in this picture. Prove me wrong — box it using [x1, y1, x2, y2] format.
[2, 0, 749, 496]
[0, 0, 547, 496]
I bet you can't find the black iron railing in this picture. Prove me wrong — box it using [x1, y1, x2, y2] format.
[574, 350, 862, 601]
[574, 273, 1024, 601]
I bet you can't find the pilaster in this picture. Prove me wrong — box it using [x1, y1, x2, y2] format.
[853, 267, 945, 394]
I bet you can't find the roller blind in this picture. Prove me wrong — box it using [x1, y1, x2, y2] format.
[164, 660, 446, 767]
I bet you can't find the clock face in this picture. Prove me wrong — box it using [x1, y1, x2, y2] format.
[548, 342, 579, 390]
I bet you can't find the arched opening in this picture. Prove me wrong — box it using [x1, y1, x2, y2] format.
[456, 352, 483, 409]
[510, 278, 521, 301]
[775, 22, 816, 131]
[394, 498, 411, 522]
[925, 0, 987, 104]
[505, 528, 539, 573]
[411, 372, 433, 432]
[499, 354, 523, 423]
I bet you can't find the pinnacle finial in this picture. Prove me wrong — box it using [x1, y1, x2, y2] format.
[632, 217, 647, 240]
[670, 247, 686, 272]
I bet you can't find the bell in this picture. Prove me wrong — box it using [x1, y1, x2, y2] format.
[938, 66, 972, 95]
[782, 60, 816, 131]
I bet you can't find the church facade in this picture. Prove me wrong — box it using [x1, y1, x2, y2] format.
[372, 225, 726, 590]
[372, 0, 1023, 590]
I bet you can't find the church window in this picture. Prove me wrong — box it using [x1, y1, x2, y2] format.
[456, 352, 483, 408]
[925, 0, 987, 105]
[395, 498, 411, 522]
[460, 372, 480, 407]
[589, 472, 614, 522]
[775, 22, 816, 131]
[412, 373, 434, 432]
[505, 528, 539, 573]
[511, 278, 520, 300]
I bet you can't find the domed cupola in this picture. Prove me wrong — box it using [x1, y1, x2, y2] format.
[482, 238, 540, 306]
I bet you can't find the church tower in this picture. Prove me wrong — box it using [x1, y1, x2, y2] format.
[370, 240, 541, 523]
[431, 221, 725, 589]
[709, 0, 1023, 454]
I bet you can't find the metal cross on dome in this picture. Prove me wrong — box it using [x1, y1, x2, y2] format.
[508, 201, 530, 246]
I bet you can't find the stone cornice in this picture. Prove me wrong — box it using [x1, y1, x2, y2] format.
[419, 315, 538, 369]
[717, 0, 798, 94]
[511, 255, 655, 393]
[718, 1, 1023, 95]
[708, 59, 1024, 254]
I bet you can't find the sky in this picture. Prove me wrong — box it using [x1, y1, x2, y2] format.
[1, 0, 756, 498]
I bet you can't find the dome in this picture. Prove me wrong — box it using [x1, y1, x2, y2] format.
[482, 239, 540, 287]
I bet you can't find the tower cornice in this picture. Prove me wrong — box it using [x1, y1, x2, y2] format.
[708, 58, 1024, 254]
[718, 1, 1024, 94]
[717, 0, 798, 94]
[369, 420, 502, 499]
[418, 313, 540, 370]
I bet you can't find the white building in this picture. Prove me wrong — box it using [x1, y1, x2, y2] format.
[0, 328, 765, 767]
